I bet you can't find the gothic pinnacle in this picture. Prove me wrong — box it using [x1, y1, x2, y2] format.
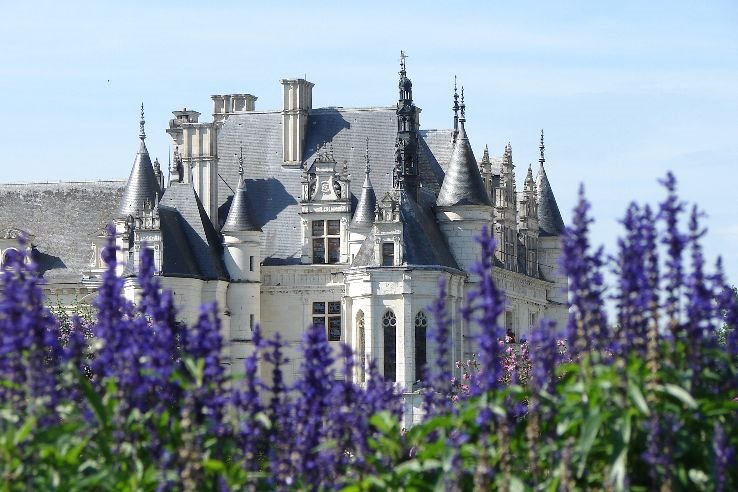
[238, 146, 244, 177]
[365, 137, 371, 175]
[460, 86, 466, 121]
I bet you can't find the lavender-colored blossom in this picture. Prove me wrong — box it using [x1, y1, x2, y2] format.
[424, 277, 453, 416]
[291, 322, 337, 487]
[463, 226, 506, 396]
[560, 185, 609, 361]
[0, 240, 63, 421]
[659, 172, 688, 344]
[712, 422, 735, 492]
[233, 325, 265, 470]
[185, 302, 227, 433]
[614, 203, 649, 356]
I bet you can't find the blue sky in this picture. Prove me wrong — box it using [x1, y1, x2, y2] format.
[2, 1, 738, 288]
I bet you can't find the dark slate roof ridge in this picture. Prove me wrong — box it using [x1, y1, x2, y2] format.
[117, 140, 162, 218]
[436, 124, 491, 207]
[222, 176, 260, 232]
[159, 182, 228, 280]
[536, 163, 565, 237]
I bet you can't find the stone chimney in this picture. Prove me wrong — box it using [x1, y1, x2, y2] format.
[280, 78, 314, 167]
[211, 94, 257, 123]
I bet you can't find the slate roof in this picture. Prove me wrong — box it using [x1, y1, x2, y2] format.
[117, 140, 161, 218]
[158, 182, 228, 280]
[436, 123, 491, 207]
[217, 107, 456, 266]
[536, 163, 565, 237]
[0, 181, 125, 282]
[352, 189, 459, 269]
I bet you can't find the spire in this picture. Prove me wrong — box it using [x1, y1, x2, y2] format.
[539, 128, 545, 167]
[117, 105, 161, 218]
[352, 137, 377, 226]
[223, 147, 259, 232]
[139, 103, 146, 141]
[394, 51, 420, 198]
[437, 92, 491, 207]
[460, 86, 466, 122]
[536, 137, 565, 237]
[482, 144, 490, 163]
[452, 76, 459, 143]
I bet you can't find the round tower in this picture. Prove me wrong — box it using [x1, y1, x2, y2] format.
[435, 88, 493, 273]
[222, 149, 262, 371]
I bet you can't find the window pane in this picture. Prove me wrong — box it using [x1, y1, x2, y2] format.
[328, 316, 341, 341]
[327, 238, 340, 264]
[312, 302, 325, 315]
[313, 317, 325, 327]
[383, 311, 396, 382]
[328, 301, 341, 315]
[327, 220, 340, 235]
[313, 238, 325, 263]
[382, 242, 394, 266]
[312, 220, 325, 237]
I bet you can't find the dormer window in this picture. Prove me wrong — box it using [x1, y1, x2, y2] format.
[312, 219, 340, 264]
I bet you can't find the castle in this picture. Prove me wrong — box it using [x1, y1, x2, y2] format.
[0, 56, 567, 422]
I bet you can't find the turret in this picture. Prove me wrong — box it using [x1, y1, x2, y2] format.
[492, 142, 518, 270]
[517, 165, 539, 276]
[349, 139, 377, 263]
[394, 51, 420, 200]
[222, 148, 262, 368]
[115, 104, 163, 275]
[435, 87, 493, 273]
[534, 130, 568, 327]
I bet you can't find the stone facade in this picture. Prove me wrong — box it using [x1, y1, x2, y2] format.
[0, 58, 569, 426]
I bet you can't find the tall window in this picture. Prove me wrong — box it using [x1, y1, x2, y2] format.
[414, 311, 428, 382]
[382, 242, 394, 266]
[356, 310, 366, 383]
[312, 219, 340, 264]
[313, 301, 342, 341]
[382, 310, 397, 382]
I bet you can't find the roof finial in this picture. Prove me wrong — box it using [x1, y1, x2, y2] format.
[238, 146, 244, 176]
[452, 76, 460, 142]
[139, 102, 146, 141]
[460, 86, 466, 121]
[400, 50, 407, 74]
[365, 137, 371, 175]
[539, 129, 545, 166]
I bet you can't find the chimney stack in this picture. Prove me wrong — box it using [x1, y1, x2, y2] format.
[280, 78, 314, 167]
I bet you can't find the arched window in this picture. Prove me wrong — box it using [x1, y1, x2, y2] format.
[382, 310, 397, 382]
[414, 311, 428, 382]
[356, 310, 366, 383]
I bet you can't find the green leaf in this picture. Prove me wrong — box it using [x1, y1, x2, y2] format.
[13, 416, 36, 445]
[203, 459, 225, 473]
[576, 411, 603, 479]
[627, 381, 650, 416]
[661, 384, 698, 409]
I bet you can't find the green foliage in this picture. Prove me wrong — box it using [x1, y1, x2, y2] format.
[359, 343, 738, 491]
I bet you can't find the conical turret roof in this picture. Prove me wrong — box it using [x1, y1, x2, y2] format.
[222, 155, 259, 232]
[436, 122, 490, 207]
[536, 163, 565, 236]
[352, 143, 377, 226]
[117, 110, 162, 218]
